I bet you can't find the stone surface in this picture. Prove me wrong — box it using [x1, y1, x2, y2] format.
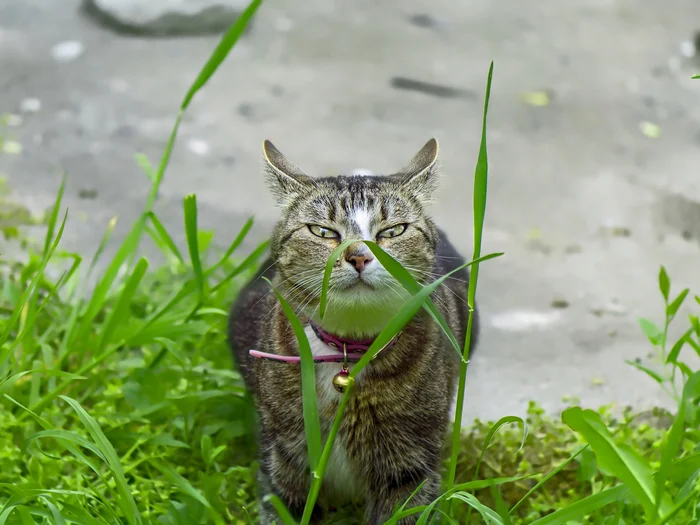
[83, 0, 251, 35]
[1, 0, 700, 425]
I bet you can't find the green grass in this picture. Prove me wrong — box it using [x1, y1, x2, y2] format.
[1, 3, 699, 524]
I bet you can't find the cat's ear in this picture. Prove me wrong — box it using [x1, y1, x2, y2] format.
[262, 140, 313, 206]
[397, 138, 440, 203]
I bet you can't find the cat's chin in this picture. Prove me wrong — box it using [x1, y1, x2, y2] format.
[307, 287, 411, 339]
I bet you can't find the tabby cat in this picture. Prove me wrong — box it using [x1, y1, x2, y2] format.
[228, 138, 479, 524]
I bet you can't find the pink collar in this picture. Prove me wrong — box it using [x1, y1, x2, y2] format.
[249, 322, 400, 364]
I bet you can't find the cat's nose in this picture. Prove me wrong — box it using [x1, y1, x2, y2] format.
[346, 253, 374, 273]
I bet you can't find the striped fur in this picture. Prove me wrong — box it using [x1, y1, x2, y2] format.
[228, 139, 479, 524]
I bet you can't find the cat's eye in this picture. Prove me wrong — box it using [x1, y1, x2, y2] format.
[377, 224, 408, 239]
[308, 224, 340, 239]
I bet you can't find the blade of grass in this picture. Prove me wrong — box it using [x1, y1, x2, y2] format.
[146, 212, 184, 265]
[446, 62, 494, 507]
[448, 492, 502, 524]
[263, 277, 321, 472]
[180, 0, 262, 109]
[217, 216, 255, 265]
[151, 461, 225, 525]
[86, 217, 118, 282]
[97, 258, 148, 349]
[349, 254, 500, 376]
[0, 212, 66, 356]
[528, 485, 628, 525]
[490, 485, 512, 525]
[467, 416, 526, 523]
[40, 497, 67, 525]
[210, 240, 270, 293]
[474, 416, 527, 481]
[183, 194, 205, 299]
[319, 239, 356, 319]
[300, 385, 352, 525]
[363, 240, 461, 356]
[509, 445, 588, 515]
[59, 396, 141, 525]
[413, 476, 526, 525]
[263, 495, 298, 525]
[42, 176, 65, 257]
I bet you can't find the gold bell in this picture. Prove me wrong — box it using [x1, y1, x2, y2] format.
[332, 365, 351, 393]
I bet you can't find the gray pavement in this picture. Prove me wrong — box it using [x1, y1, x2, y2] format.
[2, 0, 700, 423]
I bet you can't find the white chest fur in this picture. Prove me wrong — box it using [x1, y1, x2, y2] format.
[304, 326, 359, 501]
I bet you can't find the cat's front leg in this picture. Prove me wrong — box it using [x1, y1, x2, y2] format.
[364, 467, 441, 525]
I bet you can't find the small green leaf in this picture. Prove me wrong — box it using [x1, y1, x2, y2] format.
[689, 314, 700, 337]
[666, 288, 689, 318]
[666, 331, 689, 364]
[638, 318, 663, 346]
[658, 266, 670, 301]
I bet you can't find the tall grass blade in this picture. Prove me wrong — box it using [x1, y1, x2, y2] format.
[42, 176, 65, 257]
[183, 195, 205, 298]
[180, 0, 263, 109]
[263, 277, 321, 472]
[446, 61, 495, 503]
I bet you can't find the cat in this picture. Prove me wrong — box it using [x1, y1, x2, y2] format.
[228, 138, 479, 525]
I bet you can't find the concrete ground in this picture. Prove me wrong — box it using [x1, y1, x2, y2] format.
[1, 0, 700, 423]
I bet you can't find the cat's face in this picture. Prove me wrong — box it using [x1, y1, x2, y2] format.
[264, 139, 440, 337]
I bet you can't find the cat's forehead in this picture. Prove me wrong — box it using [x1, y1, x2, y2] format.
[296, 175, 417, 226]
